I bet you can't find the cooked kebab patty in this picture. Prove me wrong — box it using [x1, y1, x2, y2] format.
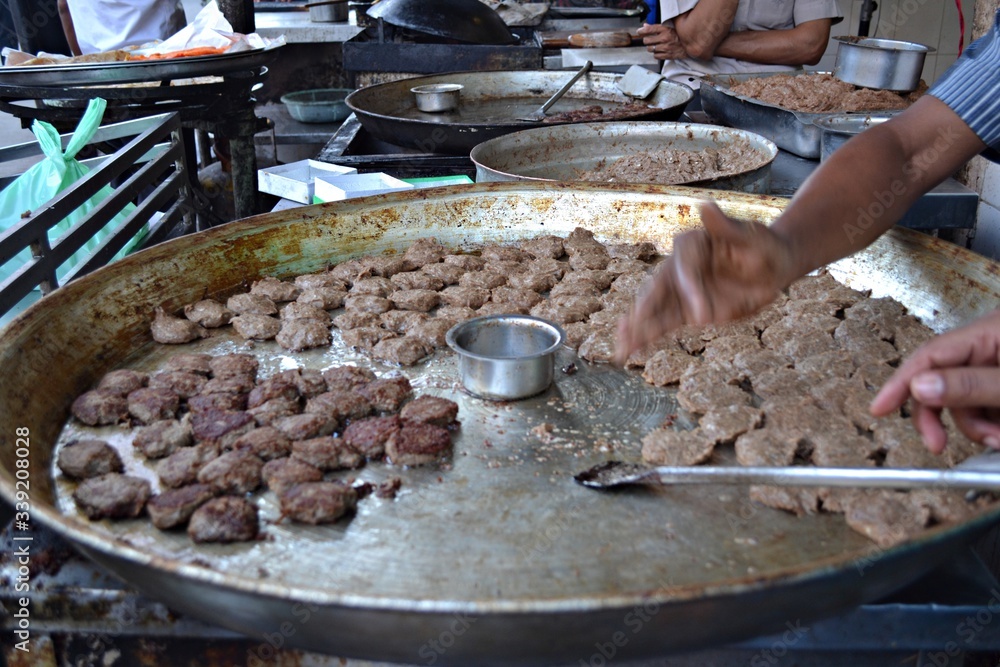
[279, 482, 358, 525]
[147, 484, 216, 530]
[188, 496, 259, 544]
[262, 457, 324, 495]
[385, 421, 451, 466]
[73, 473, 151, 520]
[133, 419, 193, 459]
[342, 415, 402, 459]
[57, 439, 123, 479]
[399, 395, 459, 426]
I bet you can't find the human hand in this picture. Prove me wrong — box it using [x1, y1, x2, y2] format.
[870, 310, 1000, 454]
[615, 201, 796, 362]
[636, 22, 688, 60]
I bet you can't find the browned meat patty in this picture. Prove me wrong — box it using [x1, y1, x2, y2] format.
[844, 297, 907, 340]
[734, 429, 799, 467]
[391, 271, 444, 292]
[751, 367, 813, 401]
[146, 484, 216, 530]
[357, 376, 412, 413]
[810, 432, 876, 468]
[435, 305, 477, 322]
[127, 387, 180, 424]
[409, 319, 455, 348]
[276, 319, 332, 351]
[368, 255, 414, 278]
[163, 353, 213, 376]
[230, 426, 292, 460]
[600, 291, 632, 314]
[609, 272, 647, 297]
[702, 335, 762, 365]
[328, 258, 369, 286]
[342, 415, 402, 459]
[227, 293, 278, 316]
[297, 287, 347, 310]
[564, 227, 604, 253]
[400, 395, 459, 426]
[491, 287, 544, 309]
[321, 365, 376, 390]
[439, 286, 491, 309]
[231, 313, 281, 341]
[677, 367, 751, 415]
[197, 450, 264, 494]
[73, 473, 151, 520]
[332, 311, 381, 330]
[893, 319, 935, 357]
[57, 439, 123, 479]
[385, 421, 452, 466]
[280, 302, 332, 325]
[97, 369, 149, 395]
[876, 417, 948, 469]
[273, 412, 337, 441]
[279, 482, 358, 525]
[71, 390, 128, 426]
[404, 238, 449, 267]
[248, 378, 299, 410]
[623, 337, 676, 370]
[262, 457, 324, 495]
[251, 276, 301, 302]
[190, 409, 255, 449]
[344, 294, 393, 314]
[590, 308, 624, 326]
[788, 271, 867, 306]
[249, 397, 302, 426]
[578, 330, 617, 363]
[157, 442, 219, 488]
[550, 280, 601, 298]
[459, 270, 507, 290]
[749, 486, 821, 516]
[188, 496, 259, 544]
[184, 299, 233, 328]
[291, 436, 363, 471]
[729, 348, 792, 379]
[194, 387, 252, 413]
[275, 368, 328, 399]
[481, 244, 529, 263]
[795, 349, 853, 379]
[351, 276, 396, 297]
[442, 254, 486, 271]
[700, 405, 763, 444]
[381, 310, 430, 333]
[525, 258, 568, 279]
[306, 390, 374, 422]
[641, 428, 715, 466]
[605, 258, 649, 275]
[149, 371, 206, 399]
[549, 294, 602, 316]
[852, 361, 894, 391]
[209, 354, 259, 380]
[477, 302, 529, 317]
[372, 336, 433, 366]
[133, 419, 193, 459]
[566, 269, 615, 290]
[294, 272, 346, 292]
[520, 235, 565, 259]
[562, 322, 598, 350]
[421, 262, 465, 285]
[391, 289, 441, 312]
[151, 307, 207, 344]
[342, 327, 396, 352]
[835, 319, 901, 366]
[507, 271, 559, 292]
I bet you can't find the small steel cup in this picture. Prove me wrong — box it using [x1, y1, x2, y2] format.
[411, 83, 463, 113]
[446, 315, 566, 400]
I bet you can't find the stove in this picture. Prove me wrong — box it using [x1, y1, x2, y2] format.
[3, 516, 1000, 666]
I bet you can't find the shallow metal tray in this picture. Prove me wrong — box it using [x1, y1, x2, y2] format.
[0, 47, 281, 87]
[2, 183, 1000, 665]
[700, 71, 836, 159]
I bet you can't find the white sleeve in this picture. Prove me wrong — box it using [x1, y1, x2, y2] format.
[659, 0, 701, 22]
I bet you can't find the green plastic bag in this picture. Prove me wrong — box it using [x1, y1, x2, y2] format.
[0, 98, 148, 287]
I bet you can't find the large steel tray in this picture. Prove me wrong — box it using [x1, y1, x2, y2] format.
[2, 183, 1000, 665]
[701, 70, 837, 159]
[0, 47, 281, 87]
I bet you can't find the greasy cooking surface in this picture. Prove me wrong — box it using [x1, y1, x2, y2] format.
[3, 183, 1000, 661]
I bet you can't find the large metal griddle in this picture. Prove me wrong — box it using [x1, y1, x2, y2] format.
[345, 70, 694, 154]
[0, 47, 280, 87]
[2, 183, 1000, 665]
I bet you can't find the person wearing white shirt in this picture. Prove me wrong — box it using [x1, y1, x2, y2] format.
[58, 0, 186, 55]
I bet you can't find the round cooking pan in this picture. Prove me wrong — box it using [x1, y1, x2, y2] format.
[471, 122, 778, 193]
[345, 70, 694, 154]
[367, 0, 516, 44]
[2, 182, 1000, 664]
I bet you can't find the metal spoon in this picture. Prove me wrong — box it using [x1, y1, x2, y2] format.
[517, 61, 593, 122]
[574, 451, 1000, 491]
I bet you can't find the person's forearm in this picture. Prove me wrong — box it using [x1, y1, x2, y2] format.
[714, 20, 831, 65]
[771, 96, 986, 285]
[671, 0, 739, 60]
[57, 0, 82, 55]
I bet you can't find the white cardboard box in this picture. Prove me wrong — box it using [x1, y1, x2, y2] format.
[314, 172, 414, 202]
[258, 160, 357, 204]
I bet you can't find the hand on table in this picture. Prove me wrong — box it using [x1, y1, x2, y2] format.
[636, 23, 688, 60]
[871, 310, 1000, 454]
[615, 201, 797, 362]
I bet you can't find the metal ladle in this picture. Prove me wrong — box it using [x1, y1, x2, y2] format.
[517, 61, 593, 122]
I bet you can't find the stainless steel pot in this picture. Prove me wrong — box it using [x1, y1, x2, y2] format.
[411, 83, 463, 113]
[446, 315, 565, 400]
[833, 36, 933, 92]
[306, 0, 349, 22]
[470, 121, 778, 193]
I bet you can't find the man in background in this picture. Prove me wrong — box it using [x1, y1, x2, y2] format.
[57, 0, 186, 55]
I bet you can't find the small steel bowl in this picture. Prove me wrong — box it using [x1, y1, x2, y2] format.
[306, 0, 349, 22]
[411, 83, 463, 113]
[446, 315, 566, 401]
[833, 36, 933, 92]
